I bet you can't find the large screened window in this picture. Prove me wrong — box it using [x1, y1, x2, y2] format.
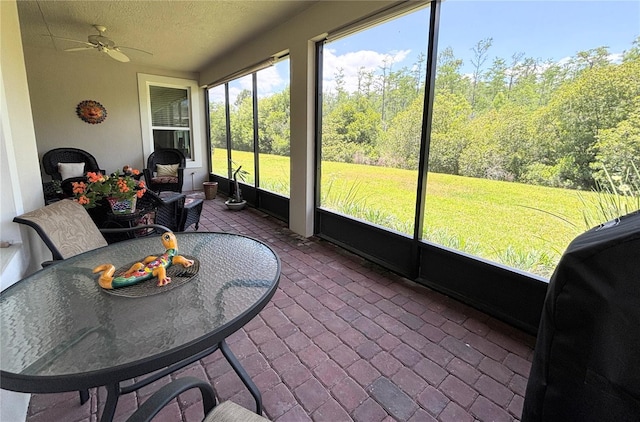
[422, 0, 640, 278]
[319, 7, 430, 235]
[229, 75, 256, 185]
[208, 58, 291, 198]
[209, 84, 228, 178]
[257, 62, 291, 196]
[317, 1, 639, 279]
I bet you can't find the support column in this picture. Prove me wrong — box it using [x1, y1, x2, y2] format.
[288, 40, 317, 237]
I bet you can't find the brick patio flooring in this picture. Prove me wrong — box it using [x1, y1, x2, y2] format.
[26, 193, 536, 422]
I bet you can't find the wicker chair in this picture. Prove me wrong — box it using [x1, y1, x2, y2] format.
[42, 147, 105, 198]
[42, 147, 104, 181]
[143, 149, 186, 193]
[126, 377, 269, 422]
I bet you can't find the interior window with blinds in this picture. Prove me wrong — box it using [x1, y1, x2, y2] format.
[149, 85, 192, 159]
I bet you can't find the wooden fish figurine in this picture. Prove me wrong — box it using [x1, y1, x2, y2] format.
[93, 232, 194, 289]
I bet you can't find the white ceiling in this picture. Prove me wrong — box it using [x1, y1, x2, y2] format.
[16, 0, 319, 73]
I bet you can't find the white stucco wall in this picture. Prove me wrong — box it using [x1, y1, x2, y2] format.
[0, 1, 44, 419]
[22, 47, 209, 191]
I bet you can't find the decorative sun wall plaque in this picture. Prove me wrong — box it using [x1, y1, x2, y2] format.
[76, 100, 107, 124]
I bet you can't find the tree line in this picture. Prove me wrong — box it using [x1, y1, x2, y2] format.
[211, 36, 640, 191]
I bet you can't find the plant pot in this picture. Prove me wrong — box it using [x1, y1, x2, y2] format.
[225, 199, 246, 210]
[107, 196, 137, 214]
[203, 181, 218, 200]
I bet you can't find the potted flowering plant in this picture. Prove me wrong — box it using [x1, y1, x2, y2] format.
[72, 168, 146, 214]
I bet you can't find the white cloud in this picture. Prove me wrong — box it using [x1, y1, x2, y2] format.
[256, 66, 284, 98]
[607, 53, 624, 64]
[208, 86, 225, 103]
[323, 48, 411, 93]
[207, 85, 248, 105]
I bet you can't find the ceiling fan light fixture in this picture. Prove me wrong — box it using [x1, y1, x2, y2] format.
[52, 24, 145, 63]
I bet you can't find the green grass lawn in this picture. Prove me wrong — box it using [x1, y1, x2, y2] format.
[213, 149, 609, 277]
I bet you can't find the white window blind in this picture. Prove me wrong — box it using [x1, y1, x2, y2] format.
[150, 86, 190, 128]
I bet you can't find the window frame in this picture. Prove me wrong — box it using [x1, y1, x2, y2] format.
[207, 55, 292, 198]
[137, 73, 203, 168]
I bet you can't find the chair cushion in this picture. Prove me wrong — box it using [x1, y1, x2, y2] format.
[156, 163, 179, 177]
[151, 176, 179, 184]
[204, 401, 270, 422]
[15, 199, 107, 259]
[58, 162, 85, 180]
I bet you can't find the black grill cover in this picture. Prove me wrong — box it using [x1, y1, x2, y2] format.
[522, 211, 640, 421]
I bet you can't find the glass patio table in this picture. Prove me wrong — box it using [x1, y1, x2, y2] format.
[0, 232, 280, 422]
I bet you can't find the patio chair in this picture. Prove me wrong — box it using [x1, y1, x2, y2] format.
[126, 377, 269, 422]
[42, 147, 105, 198]
[13, 199, 169, 266]
[143, 149, 186, 193]
[42, 147, 105, 181]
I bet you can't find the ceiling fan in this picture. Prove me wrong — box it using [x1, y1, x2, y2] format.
[52, 25, 152, 63]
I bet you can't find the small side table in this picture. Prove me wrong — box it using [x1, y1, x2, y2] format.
[180, 197, 203, 231]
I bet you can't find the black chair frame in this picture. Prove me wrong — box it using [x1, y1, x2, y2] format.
[143, 149, 186, 193]
[42, 147, 104, 181]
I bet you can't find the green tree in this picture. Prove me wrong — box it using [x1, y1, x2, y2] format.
[537, 60, 565, 106]
[258, 86, 290, 156]
[540, 58, 640, 188]
[592, 97, 640, 186]
[623, 36, 640, 63]
[384, 67, 422, 123]
[508, 57, 540, 109]
[209, 101, 227, 149]
[229, 88, 254, 151]
[435, 47, 468, 95]
[570, 46, 612, 74]
[377, 96, 423, 169]
[428, 92, 472, 174]
[322, 95, 381, 163]
[470, 37, 493, 107]
[484, 57, 507, 110]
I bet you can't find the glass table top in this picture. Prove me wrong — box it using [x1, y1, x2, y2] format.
[0, 232, 280, 390]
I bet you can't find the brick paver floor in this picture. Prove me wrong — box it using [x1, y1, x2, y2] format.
[25, 192, 536, 422]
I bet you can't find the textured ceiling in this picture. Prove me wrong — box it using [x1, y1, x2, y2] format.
[16, 0, 318, 72]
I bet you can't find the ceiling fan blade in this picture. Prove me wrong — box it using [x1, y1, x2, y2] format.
[64, 47, 95, 52]
[116, 45, 153, 56]
[49, 36, 93, 46]
[105, 48, 130, 63]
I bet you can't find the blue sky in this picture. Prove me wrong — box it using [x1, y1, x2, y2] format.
[211, 1, 639, 99]
[323, 0, 639, 92]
